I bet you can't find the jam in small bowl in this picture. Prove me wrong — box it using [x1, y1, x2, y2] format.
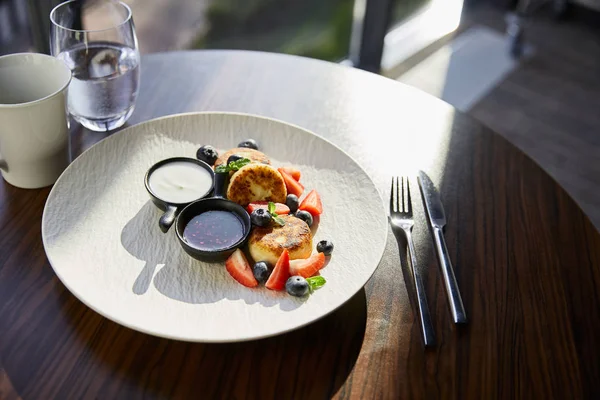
[175, 188, 251, 263]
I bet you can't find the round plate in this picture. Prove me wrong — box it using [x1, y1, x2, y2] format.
[42, 112, 388, 342]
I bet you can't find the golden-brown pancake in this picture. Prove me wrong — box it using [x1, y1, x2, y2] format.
[214, 148, 270, 168]
[248, 215, 312, 265]
[227, 163, 286, 206]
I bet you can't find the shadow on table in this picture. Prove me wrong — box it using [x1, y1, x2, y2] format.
[0, 360, 19, 400]
[59, 287, 368, 399]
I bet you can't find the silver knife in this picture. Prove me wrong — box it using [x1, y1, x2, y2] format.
[418, 171, 467, 324]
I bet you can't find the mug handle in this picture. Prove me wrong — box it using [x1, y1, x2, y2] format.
[0, 149, 6, 171]
[159, 204, 178, 233]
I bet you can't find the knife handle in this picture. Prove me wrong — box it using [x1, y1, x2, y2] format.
[433, 226, 467, 324]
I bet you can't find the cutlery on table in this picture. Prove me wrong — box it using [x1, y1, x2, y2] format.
[389, 176, 436, 347]
[417, 171, 467, 324]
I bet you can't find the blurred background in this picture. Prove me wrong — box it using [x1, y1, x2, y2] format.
[1, 0, 599, 228]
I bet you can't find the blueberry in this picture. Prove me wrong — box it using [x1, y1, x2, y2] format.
[316, 240, 334, 256]
[286, 276, 309, 297]
[294, 210, 313, 227]
[285, 194, 299, 213]
[196, 145, 219, 166]
[251, 208, 272, 227]
[227, 154, 243, 165]
[238, 139, 259, 150]
[253, 261, 272, 283]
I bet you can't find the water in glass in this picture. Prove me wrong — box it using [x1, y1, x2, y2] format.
[57, 42, 139, 131]
[51, 0, 139, 132]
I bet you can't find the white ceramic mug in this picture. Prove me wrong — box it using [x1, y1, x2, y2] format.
[0, 53, 72, 189]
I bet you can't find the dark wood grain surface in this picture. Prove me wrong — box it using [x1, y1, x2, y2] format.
[1, 50, 599, 399]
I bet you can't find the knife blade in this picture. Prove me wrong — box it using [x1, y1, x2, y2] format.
[418, 171, 467, 324]
[418, 171, 446, 228]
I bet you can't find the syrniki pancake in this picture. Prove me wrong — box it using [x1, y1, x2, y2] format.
[214, 147, 270, 168]
[248, 215, 312, 265]
[227, 163, 287, 206]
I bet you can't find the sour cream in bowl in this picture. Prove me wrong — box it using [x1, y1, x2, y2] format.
[144, 157, 215, 233]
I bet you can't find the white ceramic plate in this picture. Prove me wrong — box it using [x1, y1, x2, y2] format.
[42, 112, 387, 342]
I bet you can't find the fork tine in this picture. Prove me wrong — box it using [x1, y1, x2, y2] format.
[406, 176, 412, 214]
[396, 177, 401, 213]
[400, 176, 405, 212]
[390, 177, 395, 213]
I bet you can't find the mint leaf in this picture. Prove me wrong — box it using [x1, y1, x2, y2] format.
[215, 164, 228, 173]
[229, 158, 251, 171]
[215, 157, 251, 174]
[267, 202, 285, 226]
[272, 214, 286, 226]
[306, 276, 326, 291]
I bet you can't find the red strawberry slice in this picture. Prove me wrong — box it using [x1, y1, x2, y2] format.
[266, 249, 290, 291]
[289, 252, 326, 278]
[225, 249, 258, 288]
[299, 189, 323, 216]
[280, 167, 301, 181]
[246, 202, 290, 215]
[278, 168, 304, 197]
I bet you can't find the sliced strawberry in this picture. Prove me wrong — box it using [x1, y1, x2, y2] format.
[299, 189, 323, 216]
[289, 252, 325, 278]
[246, 201, 290, 215]
[280, 167, 301, 181]
[225, 249, 258, 288]
[278, 168, 304, 197]
[266, 249, 290, 291]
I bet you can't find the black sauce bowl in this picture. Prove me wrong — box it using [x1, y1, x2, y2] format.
[145, 157, 215, 233]
[174, 173, 251, 263]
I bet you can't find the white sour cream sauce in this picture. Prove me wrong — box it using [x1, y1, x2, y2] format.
[149, 161, 213, 204]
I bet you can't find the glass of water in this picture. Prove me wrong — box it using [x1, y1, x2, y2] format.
[50, 0, 140, 132]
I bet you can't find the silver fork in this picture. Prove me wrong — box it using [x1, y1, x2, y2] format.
[389, 177, 436, 347]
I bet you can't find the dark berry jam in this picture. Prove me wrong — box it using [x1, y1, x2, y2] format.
[183, 210, 244, 251]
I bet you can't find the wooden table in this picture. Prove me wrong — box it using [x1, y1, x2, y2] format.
[1, 51, 599, 399]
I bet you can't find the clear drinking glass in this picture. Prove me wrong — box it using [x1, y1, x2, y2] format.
[50, 0, 140, 132]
